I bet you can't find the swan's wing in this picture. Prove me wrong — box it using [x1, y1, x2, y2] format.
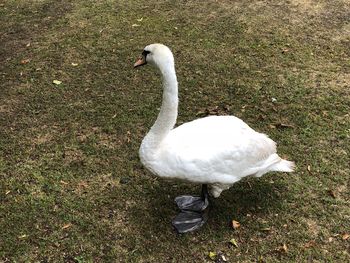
[158, 116, 277, 183]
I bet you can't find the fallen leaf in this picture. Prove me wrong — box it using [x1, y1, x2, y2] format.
[282, 243, 288, 253]
[196, 110, 206, 117]
[217, 252, 228, 262]
[208, 251, 217, 261]
[62, 223, 72, 229]
[258, 114, 267, 121]
[304, 240, 316, 248]
[342, 233, 349, 240]
[21, 59, 30, 64]
[196, 105, 230, 117]
[328, 189, 337, 198]
[231, 220, 240, 229]
[307, 165, 311, 172]
[71, 63, 78, 66]
[257, 256, 264, 262]
[275, 123, 295, 129]
[78, 181, 88, 188]
[126, 131, 131, 143]
[53, 80, 62, 85]
[229, 238, 238, 247]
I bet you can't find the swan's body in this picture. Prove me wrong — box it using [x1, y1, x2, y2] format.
[134, 43, 294, 232]
[141, 115, 294, 196]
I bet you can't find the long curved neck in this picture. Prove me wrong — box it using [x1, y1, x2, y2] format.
[143, 62, 178, 151]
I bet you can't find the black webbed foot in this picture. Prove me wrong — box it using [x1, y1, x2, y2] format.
[174, 195, 208, 212]
[172, 210, 208, 233]
[172, 184, 210, 233]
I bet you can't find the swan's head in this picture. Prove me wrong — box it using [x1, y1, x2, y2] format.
[134, 43, 174, 69]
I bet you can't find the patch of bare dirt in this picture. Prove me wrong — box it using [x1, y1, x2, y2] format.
[0, 99, 19, 113]
[291, 0, 325, 16]
[0, 0, 74, 67]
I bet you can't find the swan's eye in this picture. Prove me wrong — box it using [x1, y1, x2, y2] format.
[142, 50, 151, 57]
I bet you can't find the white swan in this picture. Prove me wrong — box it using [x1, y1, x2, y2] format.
[134, 43, 295, 233]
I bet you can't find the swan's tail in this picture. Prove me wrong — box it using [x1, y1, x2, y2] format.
[270, 159, 295, 173]
[254, 154, 295, 177]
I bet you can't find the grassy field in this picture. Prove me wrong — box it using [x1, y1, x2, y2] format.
[1, 0, 349, 262]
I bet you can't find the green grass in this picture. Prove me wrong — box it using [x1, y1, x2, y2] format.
[1, 0, 349, 262]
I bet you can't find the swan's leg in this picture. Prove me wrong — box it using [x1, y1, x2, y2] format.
[209, 183, 232, 198]
[172, 184, 210, 233]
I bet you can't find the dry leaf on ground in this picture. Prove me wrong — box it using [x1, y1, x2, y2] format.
[229, 238, 238, 247]
[231, 220, 240, 229]
[208, 251, 216, 261]
[342, 233, 349, 240]
[304, 240, 316, 248]
[21, 59, 30, 64]
[62, 223, 72, 229]
[282, 243, 288, 253]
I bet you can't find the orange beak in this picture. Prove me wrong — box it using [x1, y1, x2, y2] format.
[134, 56, 147, 68]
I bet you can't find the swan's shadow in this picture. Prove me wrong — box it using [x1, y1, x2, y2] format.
[126, 175, 289, 236]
